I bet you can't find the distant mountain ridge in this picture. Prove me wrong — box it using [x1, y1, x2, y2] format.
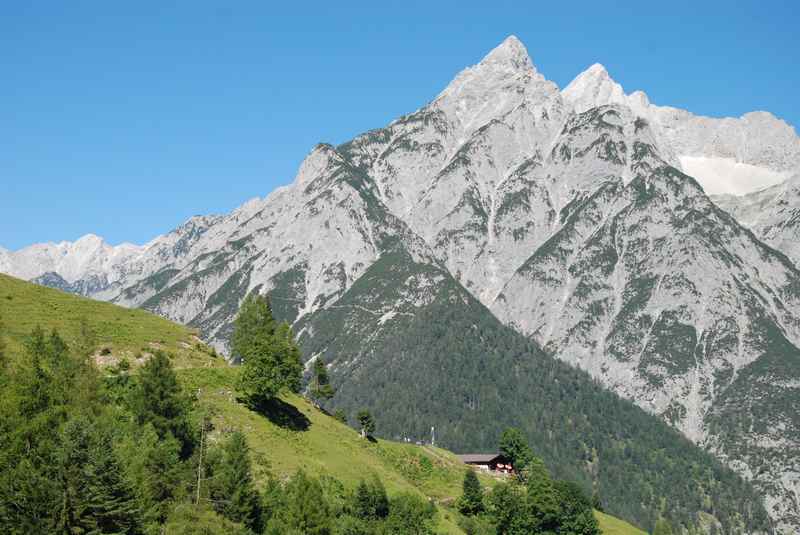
[3, 35, 800, 533]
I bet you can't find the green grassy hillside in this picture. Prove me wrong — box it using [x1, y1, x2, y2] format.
[0, 274, 646, 534]
[180, 367, 647, 535]
[0, 273, 221, 368]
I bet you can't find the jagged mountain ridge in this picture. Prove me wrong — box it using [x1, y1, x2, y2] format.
[2, 35, 800, 533]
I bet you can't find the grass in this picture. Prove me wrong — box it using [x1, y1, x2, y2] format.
[595, 510, 648, 535]
[180, 367, 647, 535]
[179, 367, 485, 533]
[0, 273, 224, 369]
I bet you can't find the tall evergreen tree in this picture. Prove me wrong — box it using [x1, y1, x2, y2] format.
[231, 293, 277, 362]
[270, 470, 331, 535]
[84, 427, 141, 535]
[209, 431, 261, 532]
[55, 418, 94, 535]
[234, 294, 303, 404]
[357, 410, 375, 439]
[553, 480, 600, 535]
[129, 351, 192, 455]
[458, 470, 484, 516]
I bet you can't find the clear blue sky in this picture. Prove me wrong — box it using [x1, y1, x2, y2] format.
[2, 1, 797, 250]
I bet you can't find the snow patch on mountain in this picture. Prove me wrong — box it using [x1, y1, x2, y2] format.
[680, 156, 789, 195]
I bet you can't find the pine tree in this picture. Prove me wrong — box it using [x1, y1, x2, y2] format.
[234, 294, 303, 405]
[55, 418, 93, 535]
[84, 427, 141, 535]
[210, 431, 262, 532]
[129, 351, 192, 456]
[554, 480, 600, 535]
[279, 470, 332, 535]
[357, 410, 375, 439]
[458, 470, 484, 516]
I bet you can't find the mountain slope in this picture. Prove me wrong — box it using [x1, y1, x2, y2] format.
[294, 246, 770, 533]
[0, 273, 221, 368]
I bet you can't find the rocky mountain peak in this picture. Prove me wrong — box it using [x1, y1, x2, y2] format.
[479, 34, 533, 71]
[432, 36, 558, 142]
[561, 63, 649, 116]
[294, 143, 343, 187]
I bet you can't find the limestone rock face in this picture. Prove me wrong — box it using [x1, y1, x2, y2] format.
[3, 35, 800, 533]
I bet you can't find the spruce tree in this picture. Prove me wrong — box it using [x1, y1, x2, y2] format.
[55, 418, 93, 535]
[129, 351, 192, 455]
[357, 410, 375, 439]
[84, 427, 141, 535]
[210, 431, 262, 532]
[280, 471, 332, 535]
[458, 470, 484, 516]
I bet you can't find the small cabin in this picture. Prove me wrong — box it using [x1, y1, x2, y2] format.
[457, 453, 515, 475]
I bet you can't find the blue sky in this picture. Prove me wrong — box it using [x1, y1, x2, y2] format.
[2, 1, 797, 250]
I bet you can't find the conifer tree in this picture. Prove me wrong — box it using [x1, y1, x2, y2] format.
[458, 469, 484, 516]
[55, 418, 93, 535]
[357, 410, 375, 439]
[130, 351, 192, 455]
[210, 431, 262, 532]
[275, 470, 331, 535]
[231, 293, 276, 362]
[234, 294, 303, 404]
[84, 427, 141, 534]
